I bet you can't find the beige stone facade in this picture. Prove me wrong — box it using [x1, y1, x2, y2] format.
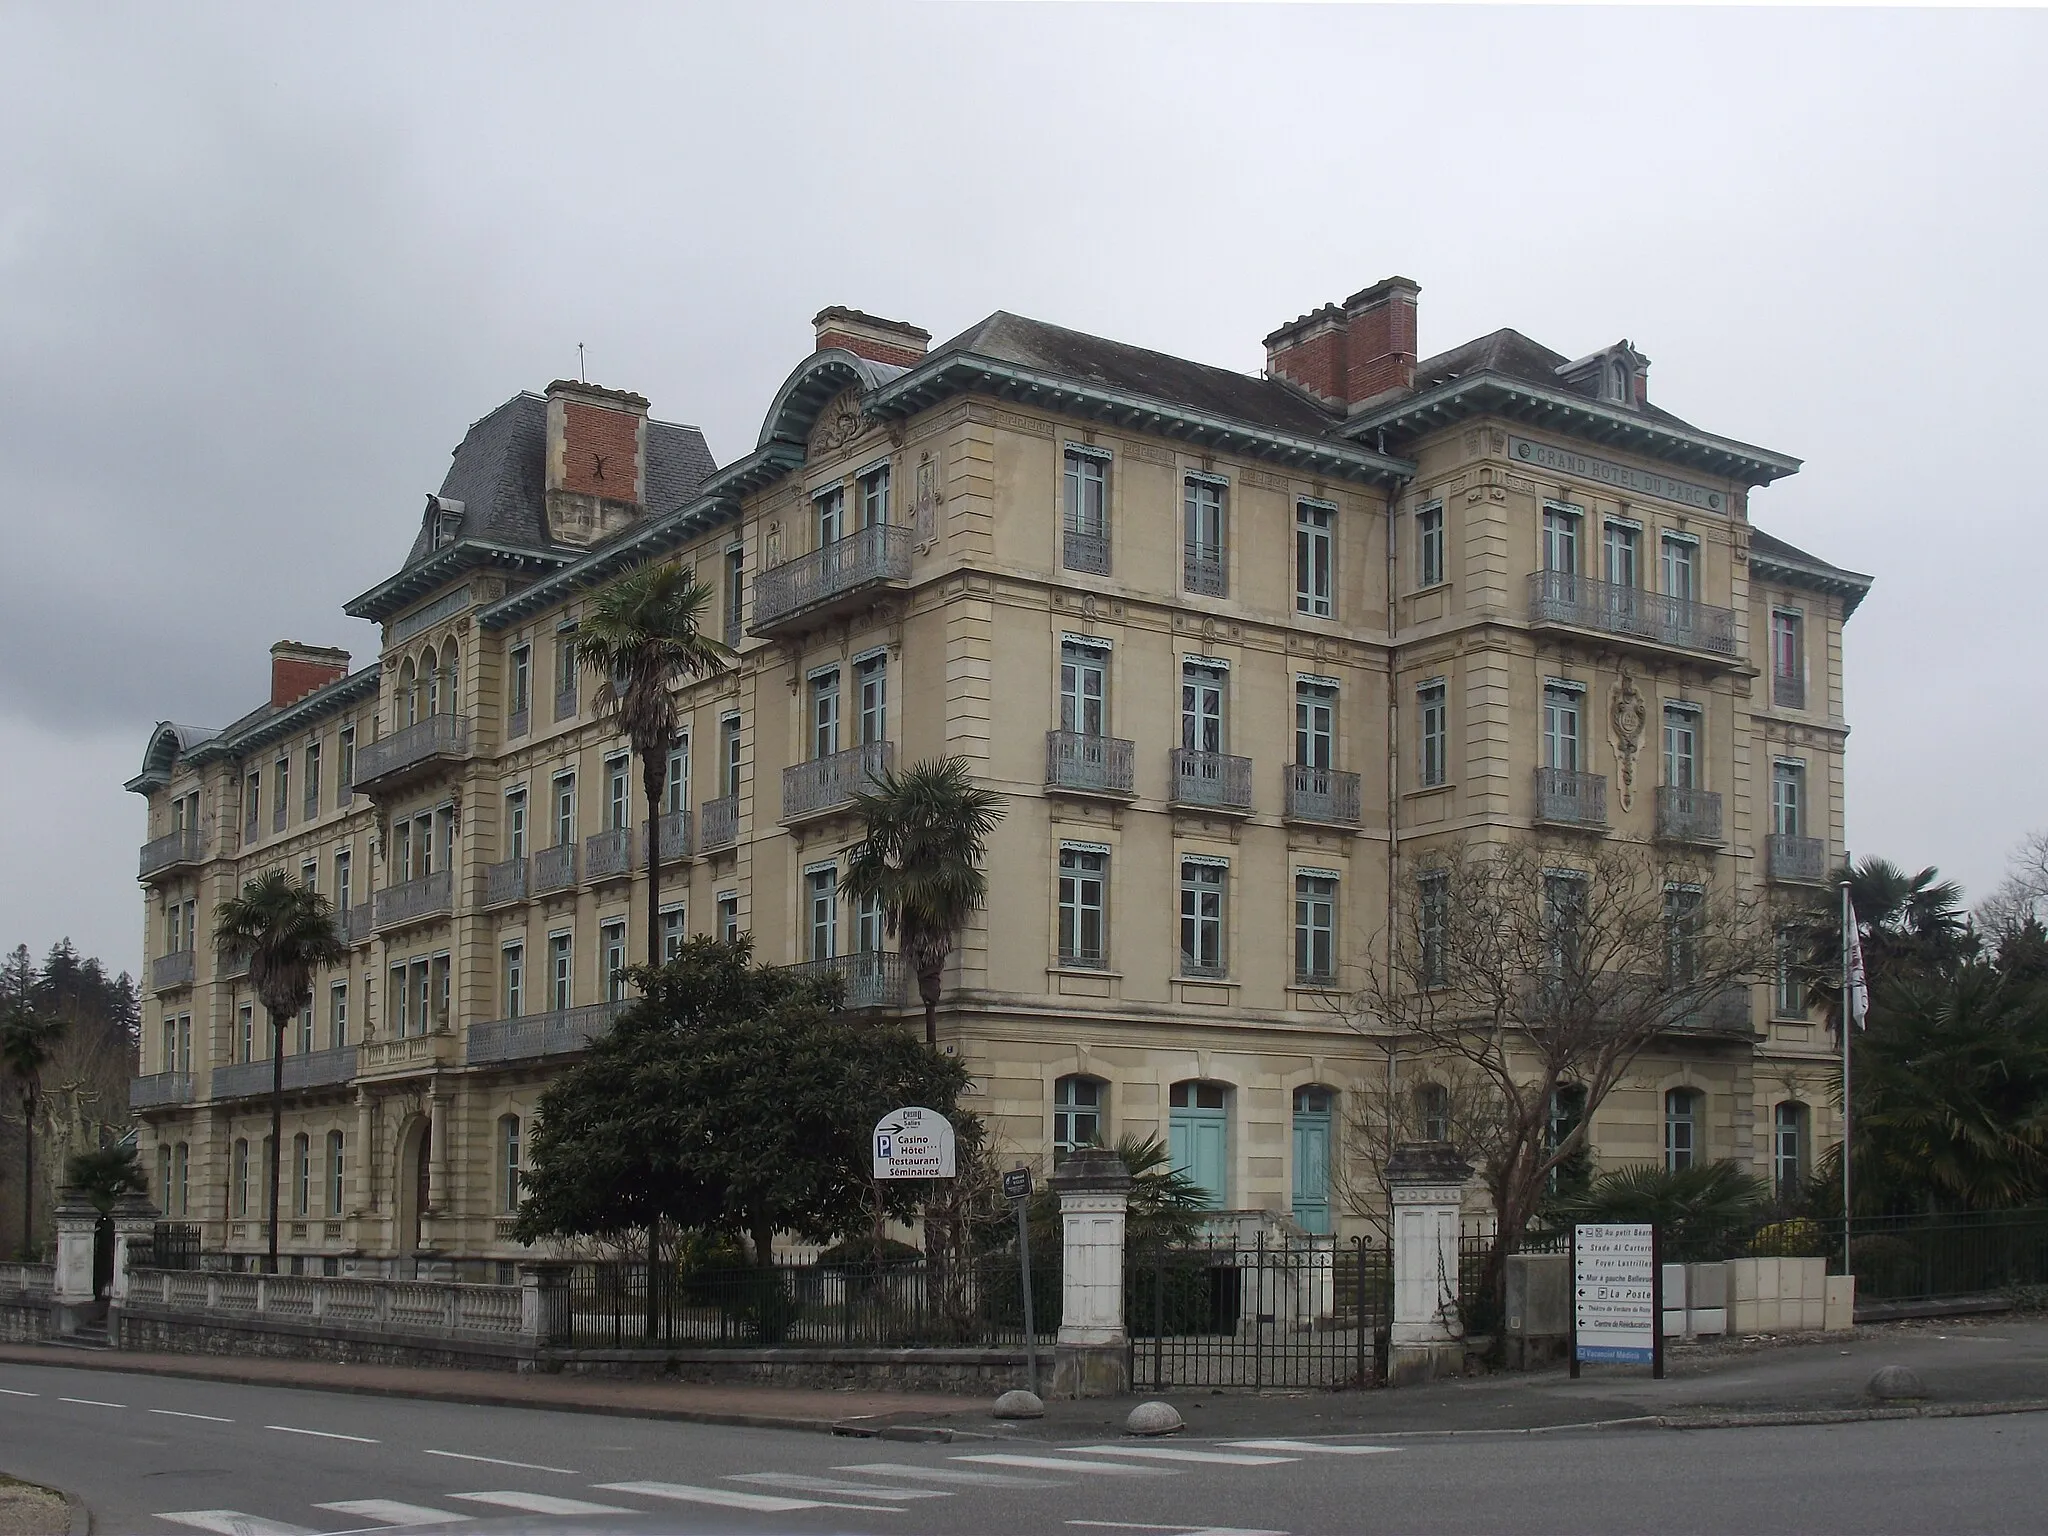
[127, 290, 1869, 1274]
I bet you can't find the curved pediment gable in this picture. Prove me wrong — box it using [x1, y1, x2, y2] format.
[128, 721, 219, 795]
[756, 349, 905, 454]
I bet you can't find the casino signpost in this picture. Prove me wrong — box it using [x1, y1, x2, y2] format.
[872, 1106, 957, 1181]
[1570, 1222, 1664, 1379]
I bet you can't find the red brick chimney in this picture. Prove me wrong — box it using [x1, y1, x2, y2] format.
[545, 380, 648, 506]
[1264, 277, 1420, 410]
[813, 307, 931, 369]
[270, 642, 350, 708]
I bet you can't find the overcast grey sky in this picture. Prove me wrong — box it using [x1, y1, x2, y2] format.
[3, 2, 2043, 979]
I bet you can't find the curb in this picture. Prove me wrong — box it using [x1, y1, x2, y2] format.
[1659, 1398, 2048, 1430]
[66, 1487, 91, 1536]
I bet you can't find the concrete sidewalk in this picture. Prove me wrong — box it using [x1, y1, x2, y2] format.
[7, 1315, 2047, 1441]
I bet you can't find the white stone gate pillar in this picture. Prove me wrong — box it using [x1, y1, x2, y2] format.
[1386, 1142, 1473, 1386]
[107, 1190, 161, 1344]
[1049, 1147, 1132, 1398]
[49, 1189, 100, 1336]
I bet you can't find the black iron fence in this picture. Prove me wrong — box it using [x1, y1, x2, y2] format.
[1126, 1236, 1389, 1390]
[1841, 1210, 2048, 1304]
[562, 1252, 1059, 1350]
[141, 1222, 203, 1271]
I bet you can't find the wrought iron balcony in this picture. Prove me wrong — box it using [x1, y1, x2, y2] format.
[151, 950, 195, 992]
[1062, 528, 1110, 575]
[484, 857, 528, 908]
[782, 741, 894, 823]
[340, 903, 374, 946]
[1527, 571, 1737, 658]
[657, 809, 692, 864]
[130, 1071, 193, 1111]
[1284, 765, 1361, 827]
[351, 714, 470, 792]
[507, 707, 530, 739]
[211, 1046, 357, 1101]
[784, 951, 909, 1011]
[1654, 786, 1724, 845]
[1045, 730, 1135, 797]
[139, 827, 204, 881]
[373, 868, 453, 928]
[1183, 549, 1227, 597]
[750, 523, 913, 636]
[467, 1001, 626, 1066]
[531, 844, 577, 895]
[700, 795, 738, 852]
[221, 948, 251, 980]
[585, 826, 634, 880]
[1170, 749, 1253, 813]
[1533, 767, 1608, 829]
[1668, 984, 1757, 1038]
[1773, 672, 1806, 710]
[554, 682, 577, 723]
[1767, 833, 1827, 884]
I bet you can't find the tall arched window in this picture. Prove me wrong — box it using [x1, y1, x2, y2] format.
[292, 1133, 311, 1217]
[421, 646, 440, 718]
[231, 1137, 249, 1217]
[1052, 1076, 1104, 1164]
[327, 1129, 346, 1216]
[399, 658, 418, 728]
[1291, 1085, 1335, 1234]
[440, 639, 460, 717]
[1611, 359, 1630, 402]
[1773, 1102, 1809, 1195]
[157, 1144, 172, 1206]
[1169, 1081, 1231, 1209]
[1664, 1088, 1702, 1172]
[1414, 1082, 1450, 1143]
[500, 1114, 522, 1212]
[173, 1143, 189, 1216]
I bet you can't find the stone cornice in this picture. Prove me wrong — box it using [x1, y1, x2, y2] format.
[345, 541, 574, 625]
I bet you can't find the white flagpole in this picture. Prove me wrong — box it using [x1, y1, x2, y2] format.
[1840, 875, 1853, 1275]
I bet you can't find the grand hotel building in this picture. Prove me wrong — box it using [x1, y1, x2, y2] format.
[126, 282, 1871, 1274]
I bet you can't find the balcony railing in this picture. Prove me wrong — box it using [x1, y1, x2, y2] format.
[1669, 984, 1757, 1038]
[273, 799, 287, 833]
[373, 868, 453, 928]
[507, 706, 530, 739]
[130, 1072, 193, 1110]
[151, 950, 195, 992]
[1773, 672, 1806, 710]
[352, 714, 470, 791]
[531, 844, 577, 895]
[1045, 731, 1135, 797]
[700, 795, 738, 852]
[1767, 833, 1827, 884]
[1284, 765, 1362, 827]
[657, 809, 692, 864]
[340, 903, 374, 946]
[1063, 528, 1110, 575]
[139, 827, 204, 880]
[1527, 571, 1737, 657]
[467, 1001, 627, 1066]
[211, 1046, 357, 1101]
[750, 523, 913, 635]
[1170, 749, 1253, 813]
[484, 857, 528, 908]
[554, 682, 577, 723]
[221, 948, 251, 980]
[1183, 549, 1227, 597]
[783, 741, 894, 822]
[586, 826, 634, 880]
[784, 952, 909, 1011]
[1533, 767, 1608, 828]
[1654, 785, 1724, 845]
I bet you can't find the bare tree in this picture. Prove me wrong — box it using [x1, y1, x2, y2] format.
[1345, 838, 1772, 1314]
[1334, 1047, 1512, 1244]
[1980, 830, 2048, 940]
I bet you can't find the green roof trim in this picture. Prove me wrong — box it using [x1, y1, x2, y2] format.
[125, 665, 382, 794]
[1750, 541, 1873, 620]
[344, 539, 576, 624]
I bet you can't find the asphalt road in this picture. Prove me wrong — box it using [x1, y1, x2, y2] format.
[4, 1358, 2044, 1535]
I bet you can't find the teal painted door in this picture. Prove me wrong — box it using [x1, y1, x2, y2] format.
[1291, 1105, 1332, 1234]
[1170, 1107, 1229, 1209]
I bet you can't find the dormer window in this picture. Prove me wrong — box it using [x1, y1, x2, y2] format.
[427, 495, 465, 551]
[1610, 359, 1631, 404]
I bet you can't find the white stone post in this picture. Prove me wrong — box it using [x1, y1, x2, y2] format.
[1049, 1147, 1132, 1398]
[105, 1190, 160, 1344]
[1385, 1142, 1472, 1386]
[49, 1189, 100, 1337]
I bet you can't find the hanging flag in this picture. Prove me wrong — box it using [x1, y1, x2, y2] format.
[1845, 894, 1870, 1030]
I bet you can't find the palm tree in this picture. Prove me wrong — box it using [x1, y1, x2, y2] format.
[215, 872, 345, 1273]
[843, 757, 1006, 1049]
[1800, 856, 1976, 1027]
[576, 563, 732, 967]
[1, 987, 62, 1259]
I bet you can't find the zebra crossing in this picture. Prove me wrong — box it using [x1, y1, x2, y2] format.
[151, 1438, 1399, 1533]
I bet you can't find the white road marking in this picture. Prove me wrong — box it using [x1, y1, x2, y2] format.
[154, 1513, 317, 1536]
[421, 1449, 579, 1475]
[445, 1492, 634, 1516]
[315, 1501, 470, 1526]
[264, 1425, 379, 1443]
[59, 1396, 125, 1407]
[956, 1453, 1172, 1476]
[598, 1480, 906, 1514]
[0, 1387, 37, 1396]
[1067, 1524, 1288, 1536]
[835, 1461, 1063, 1488]
[1222, 1439, 1399, 1456]
[1069, 1445, 1298, 1467]
[731, 1473, 952, 1500]
[151, 1409, 235, 1423]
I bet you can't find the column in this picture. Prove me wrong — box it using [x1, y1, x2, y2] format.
[426, 1083, 449, 1217]
[49, 1189, 100, 1337]
[1386, 1141, 1473, 1386]
[1048, 1147, 1132, 1399]
[107, 1191, 162, 1345]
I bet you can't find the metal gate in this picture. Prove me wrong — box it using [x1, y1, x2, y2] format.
[1127, 1235, 1389, 1390]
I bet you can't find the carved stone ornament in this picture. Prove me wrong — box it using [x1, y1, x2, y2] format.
[765, 521, 783, 567]
[809, 388, 868, 456]
[1609, 671, 1648, 812]
[914, 452, 941, 555]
